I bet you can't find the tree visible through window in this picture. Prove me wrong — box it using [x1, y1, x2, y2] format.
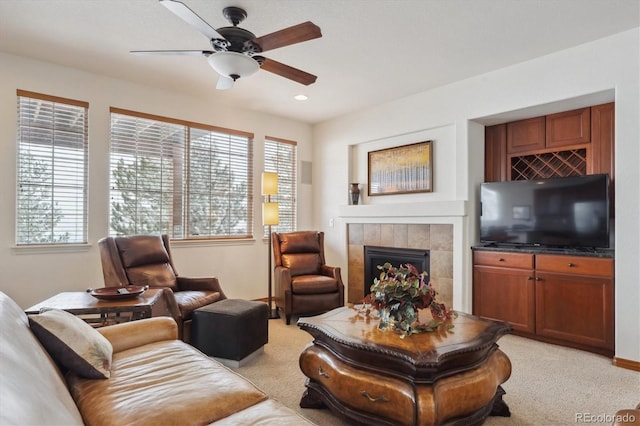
[16, 90, 88, 245]
[188, 128, 250, 237]
[264, 137, 297, 236]
[109, 108, 254, 239]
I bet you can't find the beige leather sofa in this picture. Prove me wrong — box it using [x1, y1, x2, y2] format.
[0, 291, 313, 425]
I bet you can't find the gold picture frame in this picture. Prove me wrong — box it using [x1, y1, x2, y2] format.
[368, 141, 433, 196]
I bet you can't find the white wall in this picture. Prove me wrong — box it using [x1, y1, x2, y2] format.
[0, 52, 314, 309]
[313, 29, 640, 363]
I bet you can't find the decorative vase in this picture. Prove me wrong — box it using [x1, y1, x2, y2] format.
[349, 183, 360, 205]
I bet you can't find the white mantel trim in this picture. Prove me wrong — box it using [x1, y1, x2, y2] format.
[338, 200, 467, 220]
[337, 199, 470, 313]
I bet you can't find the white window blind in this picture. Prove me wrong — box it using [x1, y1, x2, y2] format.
[110, 111, 184, 237]
[264, 137, 297, 236]
[109, 108, 254, 240]
[16, 90, 88, 245]
[188, 127, 253, 238]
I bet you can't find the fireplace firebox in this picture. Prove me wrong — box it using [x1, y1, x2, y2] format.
[363, 246, 430, 297]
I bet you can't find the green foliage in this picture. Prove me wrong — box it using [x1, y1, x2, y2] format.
[110, 153, 247, 237]
[110, 157, 170, 236]
[363, 262, 456, 338]
[187, 152, 246, 236]
[17, 155, 69, 244]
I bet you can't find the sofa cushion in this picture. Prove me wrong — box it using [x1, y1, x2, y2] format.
[0, 293, 84, 426]
[29, 309, 112, 379]
[125, 263, 177, 289]
[116, 234, 171, 268]
[212, 399, 315, 425]
[281, 253, 322, 276]
[68, 340, 268, 426]
[292, 275, 339, 294]
[278, 231, 321, 254]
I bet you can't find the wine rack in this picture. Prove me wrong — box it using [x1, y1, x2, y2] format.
[510, 148, 587, 181]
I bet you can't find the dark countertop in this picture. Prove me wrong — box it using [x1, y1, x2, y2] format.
[472, 244, 614, 258]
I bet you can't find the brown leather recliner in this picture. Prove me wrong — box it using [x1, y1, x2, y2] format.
[98, 234, 226, 341]
[272, 231, 344, 325]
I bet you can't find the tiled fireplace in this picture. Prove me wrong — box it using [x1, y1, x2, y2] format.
[347, 223, 453, 308]
[363, 245, 430, 297]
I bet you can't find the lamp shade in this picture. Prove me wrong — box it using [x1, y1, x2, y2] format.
[262, 202, 279, 226]
[261, 172, 278, 196]
[208, 52, 259, 80]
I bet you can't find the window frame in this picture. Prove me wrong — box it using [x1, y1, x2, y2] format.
[263, 136, 297, 237]
[109, 107, 254, 241]
[16, 90, 89, 246]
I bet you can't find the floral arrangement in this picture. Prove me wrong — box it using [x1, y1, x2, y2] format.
[357, 262, 456, 338]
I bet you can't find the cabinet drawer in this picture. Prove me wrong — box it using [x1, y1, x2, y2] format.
[535, 255, 613, 277]
[473, 251, 534, 269]
[299, 344, 415, 425]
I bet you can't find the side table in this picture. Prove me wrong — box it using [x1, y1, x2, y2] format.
[298, 307, 512, 426]
[25, 288, 166, 326]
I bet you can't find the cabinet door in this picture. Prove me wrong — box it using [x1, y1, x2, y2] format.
[591, 103, 614, 176]
[485, 124, 507, 182]
[545, 107, 590, 148]
[591, 102, 615, 217]
[473, 266, 535, 333]
[535, 272, 614, 350]
[506, 117, 545, 154]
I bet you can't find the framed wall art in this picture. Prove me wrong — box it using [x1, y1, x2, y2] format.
[368, 141, 433, 196]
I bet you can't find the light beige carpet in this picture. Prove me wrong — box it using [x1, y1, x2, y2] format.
[231, 314, 639, 425]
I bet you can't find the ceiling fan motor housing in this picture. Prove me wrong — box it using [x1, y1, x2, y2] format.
[216, 26, 260, 55]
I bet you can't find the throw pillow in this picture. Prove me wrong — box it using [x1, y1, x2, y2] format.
[28, 308, 112, 379]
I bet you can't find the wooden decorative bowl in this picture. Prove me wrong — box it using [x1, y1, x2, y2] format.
[88, 285, 148, 301]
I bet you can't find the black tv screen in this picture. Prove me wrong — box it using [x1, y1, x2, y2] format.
[480, 174, 610, 249]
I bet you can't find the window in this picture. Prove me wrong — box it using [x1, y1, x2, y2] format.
[109, 108, 254, 239]
[16, 90, 88, 245]
[264, 137, 297, 236]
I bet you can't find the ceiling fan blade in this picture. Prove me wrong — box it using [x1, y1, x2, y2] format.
[216, 75, 235, 90]
[160, 0, 224, 41]
[261, 57, 317, 86]
[131, 50, 214, 56]
[252, 21, 321, 53]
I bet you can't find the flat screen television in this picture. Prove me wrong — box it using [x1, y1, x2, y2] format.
[480, 174, 610, 249]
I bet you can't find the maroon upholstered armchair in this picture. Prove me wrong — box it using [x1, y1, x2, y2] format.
[272, 231, 344, 324]
[98, 234, 226, 341]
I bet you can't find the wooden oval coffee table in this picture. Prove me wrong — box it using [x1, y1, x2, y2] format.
[298, 307, 512, 425]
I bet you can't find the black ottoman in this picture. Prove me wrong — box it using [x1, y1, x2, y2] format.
[191, 299, 268, 366]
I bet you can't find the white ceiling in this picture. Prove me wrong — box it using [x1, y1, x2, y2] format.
[1, 0, 638, 124]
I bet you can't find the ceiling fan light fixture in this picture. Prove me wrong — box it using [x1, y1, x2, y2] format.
[208, 52, 259, 81]
[294, 94, 308, 101]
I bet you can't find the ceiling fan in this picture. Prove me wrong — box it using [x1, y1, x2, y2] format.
[132, 0, 322, 90]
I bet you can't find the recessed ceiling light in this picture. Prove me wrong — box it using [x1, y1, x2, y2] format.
[294, 94, 308, 101]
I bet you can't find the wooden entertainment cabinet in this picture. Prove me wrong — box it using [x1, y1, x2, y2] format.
[477, 102, 615, 356]
[484, 103, 615, 185]
[472, 247, 614, 356]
